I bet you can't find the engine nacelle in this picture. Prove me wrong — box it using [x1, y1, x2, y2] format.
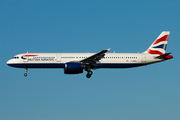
[64, 62, 83, 74]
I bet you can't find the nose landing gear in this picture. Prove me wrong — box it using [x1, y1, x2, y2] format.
[24, 68, 28, 77]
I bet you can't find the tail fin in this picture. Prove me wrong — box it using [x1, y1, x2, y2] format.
[144, 31, 170, 55]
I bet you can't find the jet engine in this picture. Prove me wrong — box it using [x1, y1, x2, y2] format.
[64, 62, 83, 74]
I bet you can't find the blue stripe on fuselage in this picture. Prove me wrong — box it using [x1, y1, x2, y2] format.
[7, 63, 145, 69]
[96, 63, 145, 68]
[7, 63, 65, 68]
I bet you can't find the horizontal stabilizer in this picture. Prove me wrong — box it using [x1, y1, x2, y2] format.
[155, 52, 173, 60]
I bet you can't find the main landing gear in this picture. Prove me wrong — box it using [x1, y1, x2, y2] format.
[24, 68, 28, 77]
[85, 65, 93, 78]
[86, 70, 93, 78]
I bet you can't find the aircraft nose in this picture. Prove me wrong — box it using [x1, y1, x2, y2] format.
[7, 59, 12, 66]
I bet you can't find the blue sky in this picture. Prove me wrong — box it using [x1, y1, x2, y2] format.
[1, 0, 180, 120]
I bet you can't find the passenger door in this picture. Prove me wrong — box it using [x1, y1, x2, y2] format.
[141, 54, 146, 63]
[23, 53, 28, 62]
[56, 54, 61, 62]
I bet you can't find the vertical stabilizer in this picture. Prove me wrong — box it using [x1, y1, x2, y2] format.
[144, 31, 170, 55]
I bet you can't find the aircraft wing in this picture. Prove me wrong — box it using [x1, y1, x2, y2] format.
[80, 48, 111, 66]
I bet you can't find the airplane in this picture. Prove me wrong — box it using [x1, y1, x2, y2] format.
[7, 31, 173, 78]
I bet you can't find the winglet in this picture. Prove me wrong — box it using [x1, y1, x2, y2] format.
[107, 48, 111, 52]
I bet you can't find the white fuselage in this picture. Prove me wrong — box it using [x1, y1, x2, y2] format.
[7, 53, 161, 69]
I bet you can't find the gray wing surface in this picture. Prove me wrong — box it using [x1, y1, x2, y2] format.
[80, 48, 111, 66]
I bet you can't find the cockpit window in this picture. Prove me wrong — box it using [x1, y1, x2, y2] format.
[13, 56, 19, 59]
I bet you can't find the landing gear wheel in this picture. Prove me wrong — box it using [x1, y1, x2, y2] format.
[24, 73, 27, 77]
[86, 71, 93, 78]
[24, 68, 28, 77]
[86, 74, 91, 78]
[88, 71, 93, 75]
